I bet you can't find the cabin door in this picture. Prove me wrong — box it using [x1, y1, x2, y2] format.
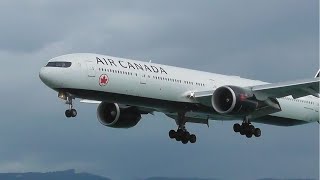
[140, 74, 147, 84]
[86, 61, 96, 77]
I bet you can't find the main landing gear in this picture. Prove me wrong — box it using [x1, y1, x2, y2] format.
[233, 117, 261, 138]
[64, 95, 77, 118]
[168, 113, 197, 144]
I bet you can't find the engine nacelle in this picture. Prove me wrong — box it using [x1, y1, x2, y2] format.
[212, 86, 258, 115]
[97, 102, 141, 128]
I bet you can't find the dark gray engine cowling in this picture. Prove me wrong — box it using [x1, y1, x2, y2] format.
[97, 102, 141, 128]
[212, 86, 259, 115]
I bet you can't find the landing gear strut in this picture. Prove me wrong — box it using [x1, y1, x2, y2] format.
[233, 117, 261, 138]
[63, 94, 77, 118]
[168, 112, 197, 144]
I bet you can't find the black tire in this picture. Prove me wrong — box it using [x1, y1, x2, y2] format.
[249, 125, 255, 133]
[246, 132, 253, 138]
[181, 139, 188, 144]
[184, 131, 191, 140]
[239, 128, 245, 135]
[169, 130, 176, 139]
[175, 130, 182, 141]
[65, 110, 71, 118]
[71, 109, 77, 117]
[176, 129, 184, 140]
[254, 128, 261, 137]
[189, 134, 196, 143]
[233, 123, 241, 132]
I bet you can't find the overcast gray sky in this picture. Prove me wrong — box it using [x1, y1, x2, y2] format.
[0, 1, 319, 180]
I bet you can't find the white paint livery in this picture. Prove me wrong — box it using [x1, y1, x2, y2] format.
[39, 53, 320, 143]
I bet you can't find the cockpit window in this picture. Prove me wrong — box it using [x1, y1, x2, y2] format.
[46, 62, 72, 68]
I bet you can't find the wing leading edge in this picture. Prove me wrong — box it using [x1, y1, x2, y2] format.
[250, 78, 319, 100]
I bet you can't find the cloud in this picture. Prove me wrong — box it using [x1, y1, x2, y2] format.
[0, 0, 318, 180]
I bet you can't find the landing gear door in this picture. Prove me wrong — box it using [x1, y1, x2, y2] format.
[86, 61, 95, 77]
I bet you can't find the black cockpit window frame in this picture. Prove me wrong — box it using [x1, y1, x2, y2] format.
[46, 62, 72, 68]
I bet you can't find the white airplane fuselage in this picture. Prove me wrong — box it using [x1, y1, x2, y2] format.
[39, 53, 319, 127]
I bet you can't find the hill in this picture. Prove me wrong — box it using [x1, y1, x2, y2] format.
[0, 169, 110, 180]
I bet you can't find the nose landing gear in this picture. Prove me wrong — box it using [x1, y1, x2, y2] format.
[60, 92, 77, 118]
[65, 108, 77, 118]
[168, 112, 197, 144]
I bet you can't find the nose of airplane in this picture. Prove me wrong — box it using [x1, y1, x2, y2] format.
[39, 67, 59, 88]
[39, 67, 48, 84]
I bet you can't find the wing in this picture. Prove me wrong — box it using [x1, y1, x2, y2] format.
[192, 78, 319, 103]
[191, 90, 215, 107]
[191, 77, 319, 118]
[250, 78, 319, 100]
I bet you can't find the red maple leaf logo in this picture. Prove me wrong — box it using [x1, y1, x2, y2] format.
[99, 74, 109, 86]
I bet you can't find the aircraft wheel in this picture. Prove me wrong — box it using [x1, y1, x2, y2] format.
[249, 125, 255, 133]
[184, 131, 190, 140]
[181, 138, 188, 144]
[239, 127, 245, 135]
[175, 136, 181, 141]
[65, 110, 72, 118]
[71, 109, 77, 117]
[169, 130, 176, 139]
[233, 123, 241, 132]
[189, 134, 196, 143]
[176, 129, 184, 140]
[246, 132, 253, 138]
[254, 128, 261, 137]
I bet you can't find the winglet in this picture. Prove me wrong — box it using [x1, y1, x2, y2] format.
[315, 69, 320, 78]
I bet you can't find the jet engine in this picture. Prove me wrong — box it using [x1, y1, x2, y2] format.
[97, 102, 141, 128]
[212, 86, 259, 115]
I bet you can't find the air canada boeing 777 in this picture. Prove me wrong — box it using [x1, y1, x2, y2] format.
[39, 53, 320, 144]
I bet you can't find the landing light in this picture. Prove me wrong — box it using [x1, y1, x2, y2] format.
[58, 91, 67, 100]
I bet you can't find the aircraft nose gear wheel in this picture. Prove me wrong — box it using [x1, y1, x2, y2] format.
[65, 109, 77, 118]
[233, 117, 261, 138]
[64, 95, 77, 118]
[168, 112, 197, 144]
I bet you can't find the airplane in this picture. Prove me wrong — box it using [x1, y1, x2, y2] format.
[39, 53, 320, 144]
